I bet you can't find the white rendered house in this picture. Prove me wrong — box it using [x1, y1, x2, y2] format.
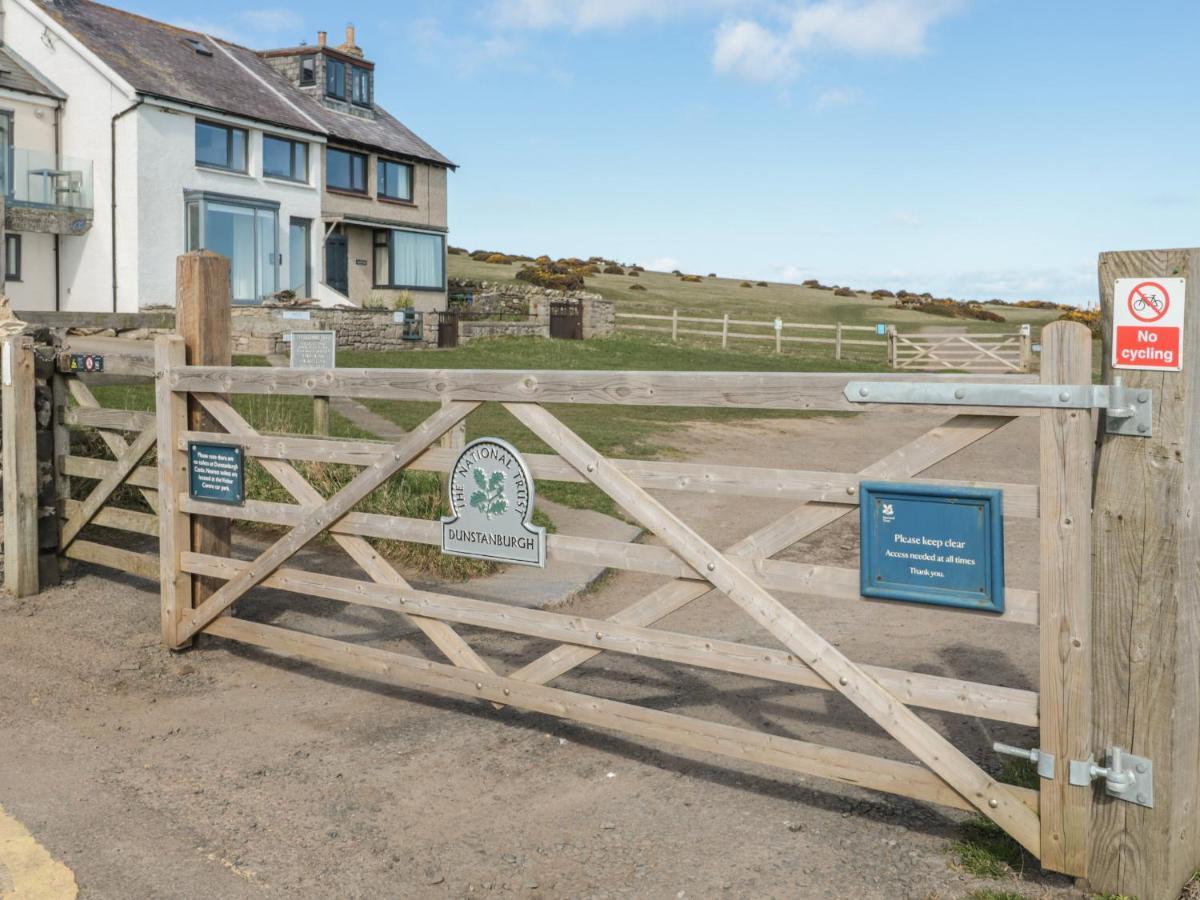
[2, 0, 454, 312]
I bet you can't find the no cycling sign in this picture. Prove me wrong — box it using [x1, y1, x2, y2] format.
[1112, 277, 1185, 371]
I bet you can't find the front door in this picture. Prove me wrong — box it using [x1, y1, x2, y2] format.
[325, 231, 348, 296]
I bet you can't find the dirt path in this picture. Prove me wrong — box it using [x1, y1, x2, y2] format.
[0, 411, 1082, 899]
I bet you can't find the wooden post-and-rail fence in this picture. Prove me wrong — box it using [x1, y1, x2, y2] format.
[616, 310, 886, 360]
[2, 249, 1198, 898]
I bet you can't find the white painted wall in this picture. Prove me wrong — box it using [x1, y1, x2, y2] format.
[7, 0, 137, 311]
[5, 0, 328, 312]
[132, 102, 324, 308]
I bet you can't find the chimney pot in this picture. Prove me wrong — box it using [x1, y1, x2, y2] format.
[317, 31, 327, 47]
[346, 24, 355, 45]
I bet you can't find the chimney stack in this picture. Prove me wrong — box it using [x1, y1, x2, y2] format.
[336, 22, 364, 58]
[317, 30, 327, 47]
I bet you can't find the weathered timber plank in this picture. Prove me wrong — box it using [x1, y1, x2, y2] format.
[64, 539, 158, 580]
[183, 552, 1038, 726]
[205, 616, 1038, 815]
[1037, 322, 1096, 878]
[177, 494, 1039, 626]
[168, 367, 1038, 413]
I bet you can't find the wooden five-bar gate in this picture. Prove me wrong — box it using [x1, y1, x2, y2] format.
[151, 321, 1092, 876]
[4, 249, 1195, 900]
[890, 328, 1033, 373]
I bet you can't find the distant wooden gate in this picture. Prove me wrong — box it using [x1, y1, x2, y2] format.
[153, 321, 1108, 878]
[549, 300, 583, 340]
[436, 310, 460, 348]
[892, 329, 1032, 373]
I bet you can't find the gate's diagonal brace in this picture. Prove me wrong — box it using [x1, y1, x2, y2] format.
[175, 400, 479, 644]
[504, 402, 1042, 857]
[845, 380, 1153, 437]
[191, 394, 497, 677]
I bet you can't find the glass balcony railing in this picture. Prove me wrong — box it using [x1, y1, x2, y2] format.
[0, 147, 93, 211]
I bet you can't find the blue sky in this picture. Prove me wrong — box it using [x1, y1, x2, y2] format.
[130, 0, 1199, 306]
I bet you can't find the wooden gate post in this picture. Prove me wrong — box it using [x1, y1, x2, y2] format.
[1038, 321, 1095, 877]
[835, 322, 843, 360]
[2, 335, 38, 596]
[175, 251, 232, 612]
[1088, 248, 1200, 899]
[671, 309, 678, 342]
[887, 325, 897, 368]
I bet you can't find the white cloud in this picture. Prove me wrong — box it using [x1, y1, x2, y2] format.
[408, 18, 529, 76]
[776, 264, 813, 281]
[889, 211, 921, 227]
[641, 256, 682, 272]
[814, 85, 862, 110]
[170, 8, 304, 44]
[494, 0, 748, 31]
[714, 0, 964, 84]
[713, 20, 799, 82]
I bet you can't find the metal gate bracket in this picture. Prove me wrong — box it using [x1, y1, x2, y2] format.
[993, 742, 1055, 779]
[1068, 747, 1154, 808]
[844, 378, 1153, 437]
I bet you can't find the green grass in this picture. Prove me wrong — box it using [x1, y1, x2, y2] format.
[341, 334, 878, 516]
[966, 890, 1026, 900]
[949, 817, 1027, 879]
[450, 254, 1067, 338]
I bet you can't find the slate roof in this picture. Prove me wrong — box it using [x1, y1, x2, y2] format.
[33, 0, 454, 166]
[0, 45, 65, 98]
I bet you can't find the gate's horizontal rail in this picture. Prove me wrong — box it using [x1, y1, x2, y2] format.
[177, 496, 1040, 626]
[64, 539, 158, 579]
[204, 614, 1040, 814]
[64, 455, 159, 490]
[63, 499, 157, 536]
[176, 429, 1039, 516]
[65, 406, 156, 432]
[169, 368, 1039, 413]
[183, 552, 1039, 725]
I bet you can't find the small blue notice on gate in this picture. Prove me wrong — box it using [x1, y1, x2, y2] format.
[188, 442, 245, 506]
[860, 482, 1004, 613]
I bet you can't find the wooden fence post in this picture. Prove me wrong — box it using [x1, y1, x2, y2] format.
[835, 322, 843, 360]
[313, 396, 330, 437]
[722, 313, 729, 350]
[887, 325, 897, 368]
[2, 335, 38, 597]
[1088, 248, 1200, 899]
[671, 309, 678, 342]
[775, 319, 782, 354]
[1020, 324, 1033, 372]
[175, 251, 232, 612]
[1037, 321, 1095, 878]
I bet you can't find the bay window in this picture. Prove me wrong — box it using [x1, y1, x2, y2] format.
[185, 192, 279, 304]
[374, 228, 445, 290]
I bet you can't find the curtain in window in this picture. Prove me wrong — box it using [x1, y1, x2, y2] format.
[389, 230, 443, 288]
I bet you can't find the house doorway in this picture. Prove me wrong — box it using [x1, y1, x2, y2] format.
[325, 230, 348, 296]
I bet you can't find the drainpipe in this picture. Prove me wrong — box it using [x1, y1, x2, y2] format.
[110, 98, 141, 312]
[53, 99, 61, 310]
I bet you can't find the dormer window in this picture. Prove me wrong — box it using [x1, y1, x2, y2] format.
[351, 65, 371, 106]
[299, 54, 315, 85]
[325, 57, 346, 99]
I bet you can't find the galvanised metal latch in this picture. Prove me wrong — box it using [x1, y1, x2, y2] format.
[1069, 747, 1154, 808]
[993, 742, 1055, 780]
[844, 377, 1153, 437]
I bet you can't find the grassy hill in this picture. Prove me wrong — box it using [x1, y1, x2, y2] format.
[447, 254, 1067, 336]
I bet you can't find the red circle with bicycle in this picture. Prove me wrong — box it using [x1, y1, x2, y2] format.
[1127, 281, 1170, 323]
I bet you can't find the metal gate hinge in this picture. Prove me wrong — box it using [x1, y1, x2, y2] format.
[1068, 747, 1153, 807]
[993, 742, 1055, 779]
[844, 378, 1153, 437]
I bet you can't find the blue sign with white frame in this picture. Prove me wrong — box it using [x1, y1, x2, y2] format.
[860, 481, 1004, 613]
[188, 442, 245, 506]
